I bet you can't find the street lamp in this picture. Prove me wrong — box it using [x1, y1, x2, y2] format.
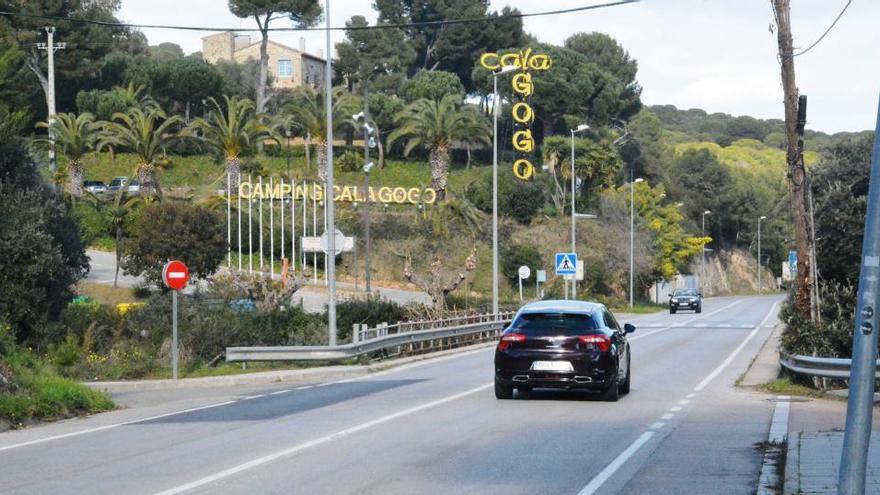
[569, 124, 589, 299]
[630, 177, 644, 308]
[701, 210, 712, 287]
[758, 215, 767, 294]
[353, 111, 375, 293]
[492, 64, 517, 316]
[323, 0, 338, 346]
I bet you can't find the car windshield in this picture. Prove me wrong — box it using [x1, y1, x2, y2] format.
[674, 289, 698, 296]
[508, 312, 599, 336]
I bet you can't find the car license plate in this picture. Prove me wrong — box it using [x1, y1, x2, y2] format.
[530, 361, 573, 372]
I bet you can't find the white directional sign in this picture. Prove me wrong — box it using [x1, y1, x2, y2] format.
[301, 236, 322, 253]
[518, 265, 531, 280]
[536, 270, 546, 283]
[320, 229, 355, 255]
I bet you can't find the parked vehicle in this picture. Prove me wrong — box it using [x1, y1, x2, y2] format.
[83, 180, 107, 194]
[108, 176, 128, 191]
[127, 179, 140, 193]
[494, 300, 635, 401]
[668, 288, 702, 314]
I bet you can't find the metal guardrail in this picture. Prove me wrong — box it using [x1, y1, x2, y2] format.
[780, 354, 880, 380]
[226, 311, 516, 362]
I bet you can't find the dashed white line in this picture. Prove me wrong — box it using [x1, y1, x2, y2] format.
[686, 393, 696, 399]
[649, 422, 665, 430]
[678, 400, 690, 405]
[269, 390, 291, 396]
[153, 383, 492, 495]
[241, 395, 264, 400]
[661, 413, 674, 420]
[670, 406, 682, 412]
[629, 299, 745, 342]
[577, 432, 656, 495]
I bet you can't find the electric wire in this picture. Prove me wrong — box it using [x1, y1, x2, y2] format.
[0, 1, 638, 33]
[793, 0, 851, 57]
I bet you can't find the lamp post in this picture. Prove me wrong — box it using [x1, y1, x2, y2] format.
[630, 177, 644, 308]
[324, 0, 337, 346]
[569, 124, 589, 299]
[353, 111, 375, 293]
[492, 65, 517, 316]
[701, 210, 712, 287]
[758, 215, 766, 294]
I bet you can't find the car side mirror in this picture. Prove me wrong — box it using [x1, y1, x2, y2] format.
[624, 323, 636, 334]
[667, 293, 672, 298]
[698, 293, 703, 297]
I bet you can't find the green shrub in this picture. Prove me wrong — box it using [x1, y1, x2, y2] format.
[502, 242, 542, 288]
[781, 283, 857, 358]
[337, 150, 365, 173]
[335, 296, 408, 342]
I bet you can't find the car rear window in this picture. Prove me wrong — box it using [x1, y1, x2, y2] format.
[508, 313, 599, 336]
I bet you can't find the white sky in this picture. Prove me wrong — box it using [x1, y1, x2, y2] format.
[117, 0, 879, 133]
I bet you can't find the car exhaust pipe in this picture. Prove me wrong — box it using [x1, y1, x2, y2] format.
[573, 376, 593, 383]
[512, 375, 529, 382]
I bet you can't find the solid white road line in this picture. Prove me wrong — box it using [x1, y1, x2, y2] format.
[629, 299, 746, 342]
[693, 301, 780, 392]
[768, 396, 791, 444]
[577, 432, 656, 495]
[153, 383, 493, 495]
[0, 400, 237, 454]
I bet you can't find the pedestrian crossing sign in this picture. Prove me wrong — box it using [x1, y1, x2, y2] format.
[555, 253, 577, 275]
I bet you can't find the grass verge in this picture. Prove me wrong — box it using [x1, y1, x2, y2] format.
[758, 377, 826, 398]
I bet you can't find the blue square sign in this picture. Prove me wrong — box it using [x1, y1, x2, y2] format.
[555, 253, 577, 275]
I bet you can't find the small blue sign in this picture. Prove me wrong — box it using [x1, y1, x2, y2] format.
[788, 250, 797, 274]
[555, 253, 578, 275]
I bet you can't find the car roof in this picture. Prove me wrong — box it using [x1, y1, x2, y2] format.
[517, 299, 605, 316]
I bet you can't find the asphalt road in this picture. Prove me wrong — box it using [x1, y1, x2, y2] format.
[0, 295, 783, 494]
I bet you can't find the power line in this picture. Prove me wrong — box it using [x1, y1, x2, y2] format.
[794, 0, 851, 57]
[0, 1, 639, 33]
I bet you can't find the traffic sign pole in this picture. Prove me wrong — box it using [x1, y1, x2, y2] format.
[172, 290, 178, 380]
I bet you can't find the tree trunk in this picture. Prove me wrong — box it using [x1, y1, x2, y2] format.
[429, 145, 450, 200]
[317, 140, 328, 182]
[376, 131, 385, 169]
[185, 101, 191, 124]
[773, 0, 812, 317]
[226, 156, 241, 194]
[114, 226, 122, 288]
[466, 143, 472, 169]
[68, 159, 84, 196]
[137, 162, 157, 196]
[305, 133, 312, 172]
[256, 25, 270, 114]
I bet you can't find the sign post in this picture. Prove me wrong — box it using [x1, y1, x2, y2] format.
[555, 253, 577, 300]
[518, 265, 531, 302]
[536, 270, 546, 299]
[162, 260, 189, 380]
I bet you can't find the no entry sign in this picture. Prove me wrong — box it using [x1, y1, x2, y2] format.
[162, 260, 189, 291]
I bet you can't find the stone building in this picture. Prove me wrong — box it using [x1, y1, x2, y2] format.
[202, 32, 326, 90]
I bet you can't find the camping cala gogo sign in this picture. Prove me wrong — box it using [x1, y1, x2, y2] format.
[239, 179, 437, 205]
[480, 48, 553, 181]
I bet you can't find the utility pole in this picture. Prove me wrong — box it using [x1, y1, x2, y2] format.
[37, 27, 65, 175]
[324, 0, 337, 346]
[362, 86, 373, 294]
[758, 215, 766, 294]
[772, 0, 813, 317]
[839, 95, 880, 495]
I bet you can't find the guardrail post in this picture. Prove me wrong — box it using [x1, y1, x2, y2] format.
[352, 324, 360, 344]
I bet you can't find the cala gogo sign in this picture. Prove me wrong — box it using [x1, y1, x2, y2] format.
[239, 180, 437, 205]
[480, 48, 553, 181]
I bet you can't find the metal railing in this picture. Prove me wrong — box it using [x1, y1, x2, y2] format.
[780, 354, 880, 380]
[226, 311, 516, 363]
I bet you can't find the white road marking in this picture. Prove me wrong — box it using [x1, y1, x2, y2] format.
[661, 413, 674, 420]
[296, 385, 314, 390]
[649, 422, 665, 430]
[629, 299, 746, 342]
[269, 390, 290, 396]
[241, 395, 264, 400]
[686, 393, 696, 399]
[153, 383, 493, 495]
[577, 431, 656, 495]
[768, 396, 790, 443]
[678, 400, 690, 405]
[670, 406, 682, 412]
[718, 324, 732, 328]
[693, 301, 781, 392]
[0, 400, 237, 453]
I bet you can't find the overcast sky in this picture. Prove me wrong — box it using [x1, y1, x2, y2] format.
[117, 0, 879, 133]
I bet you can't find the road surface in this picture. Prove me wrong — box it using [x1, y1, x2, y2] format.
[0, 295, 782, 494]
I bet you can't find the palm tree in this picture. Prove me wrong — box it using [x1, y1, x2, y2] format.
[285, 86, 359, 182]
[388, 95, 490, 200]
[106, 188, 141, 287]
[190, 96, 275, 193]
[98, 107, 184, 197]
[35, 112, 100, 196]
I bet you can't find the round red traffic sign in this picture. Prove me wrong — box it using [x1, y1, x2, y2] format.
[162, 260, 189, 291]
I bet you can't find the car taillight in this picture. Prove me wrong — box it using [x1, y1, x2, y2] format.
[498, 333, 526, 351]
[579, 334, 611, 352]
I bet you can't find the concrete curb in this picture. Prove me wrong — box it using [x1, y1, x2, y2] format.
[739, 323, 784, 387]
[783, 431, 800, 495]
[83, 342, 496, 394]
